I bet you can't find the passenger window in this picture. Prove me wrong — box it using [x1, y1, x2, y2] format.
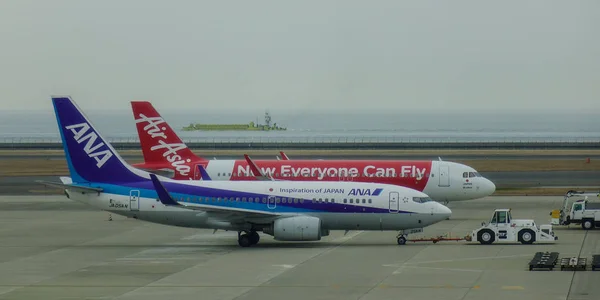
[262, 198, 266, 203]
[362, 199, 366, 203]
[294, 198, 298, 203]
[368, 199, 372, 203]
[344, 199, 347, 203]
[350, 199, 353, 203]
[275, 197, 281, 203]
[282, 198, 287, 203]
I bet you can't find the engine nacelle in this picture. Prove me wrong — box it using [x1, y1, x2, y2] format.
[265, 216, 324, 241]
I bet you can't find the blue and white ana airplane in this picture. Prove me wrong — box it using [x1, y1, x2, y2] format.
[42, 96, 452, 247]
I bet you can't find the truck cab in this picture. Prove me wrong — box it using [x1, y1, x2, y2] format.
[566, 200, 600, 229]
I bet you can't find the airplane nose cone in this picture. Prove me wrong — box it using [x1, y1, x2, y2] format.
[483, 178, 496, 196]
[436, 203, 452, 219]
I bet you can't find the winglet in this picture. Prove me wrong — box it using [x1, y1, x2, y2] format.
[149, 174, 180, 206]
[243, 154, 273, 181]
[197, 165, 212, 180]
[279, 151, 290, 160]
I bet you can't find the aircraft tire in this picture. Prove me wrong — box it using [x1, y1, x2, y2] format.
[249, 231, 260, 245]
[397, 236, 407, 245]
[238, 234, 252, 247]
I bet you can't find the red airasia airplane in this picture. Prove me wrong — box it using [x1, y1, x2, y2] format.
[130, 101, 495, 204]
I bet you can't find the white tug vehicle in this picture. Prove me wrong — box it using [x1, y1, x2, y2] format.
[471, 209, 558, 245]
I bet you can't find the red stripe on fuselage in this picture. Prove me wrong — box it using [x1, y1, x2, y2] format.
[230, 160, 431, 191]
[134, 159, 432, 191]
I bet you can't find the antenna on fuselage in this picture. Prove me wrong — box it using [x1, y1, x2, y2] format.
[438, 157, 443, 161]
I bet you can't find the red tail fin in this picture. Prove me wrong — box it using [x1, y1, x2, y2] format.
[130, 101, 205, 165]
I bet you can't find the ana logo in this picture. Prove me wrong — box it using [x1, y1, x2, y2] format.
[135, 113, 191, 176]
[348, 188, 383, 196]
[65, 122, 113, 168]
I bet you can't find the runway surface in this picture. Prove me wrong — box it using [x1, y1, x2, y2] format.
[0, 195, 599, 300]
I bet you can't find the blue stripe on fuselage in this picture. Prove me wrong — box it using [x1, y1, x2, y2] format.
[91, 181, 414, 214]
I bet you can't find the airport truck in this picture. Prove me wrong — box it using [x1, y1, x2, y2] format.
[471, 209, 557, 245]
[551, 190, 600, 229]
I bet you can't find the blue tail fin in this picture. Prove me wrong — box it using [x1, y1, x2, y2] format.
[52, 96, 146, 184]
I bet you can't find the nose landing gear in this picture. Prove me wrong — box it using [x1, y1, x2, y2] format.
[397, 235, 407, 245]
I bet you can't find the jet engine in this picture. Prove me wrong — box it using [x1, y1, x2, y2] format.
[264, 216, 327, 241]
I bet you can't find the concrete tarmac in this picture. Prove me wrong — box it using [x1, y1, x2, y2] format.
[0, 195, 599, 300]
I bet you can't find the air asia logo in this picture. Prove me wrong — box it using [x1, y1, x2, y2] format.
[348, 188, 383, 196]
[135, 114, 191, 176]
[65, 123, 113, 168]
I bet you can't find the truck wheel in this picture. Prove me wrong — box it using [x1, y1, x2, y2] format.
[518, 229, 535, 244]
[477, 229, 495, 245]
[582, 220, 594, 230]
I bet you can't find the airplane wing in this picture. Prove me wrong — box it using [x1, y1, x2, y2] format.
[36, 179, 103, 194]
[243, 154, 275, 181]
[149, 174, 281, 221]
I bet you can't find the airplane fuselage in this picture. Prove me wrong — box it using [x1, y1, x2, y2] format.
[133, 159, 496, 202]
[65, 180, 451, 233]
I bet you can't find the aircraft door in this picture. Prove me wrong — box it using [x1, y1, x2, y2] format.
[438, 164, 450, 187]
[572, 203, 583, 220]
[389, 192, 399, 213]
[129, 190, 140, 211]
[267, 196, 276, 209]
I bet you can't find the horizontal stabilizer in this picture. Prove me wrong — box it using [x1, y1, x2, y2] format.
[36, 180, 103, 194]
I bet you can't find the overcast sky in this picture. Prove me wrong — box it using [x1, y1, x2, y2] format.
[0, 0, 598, 113]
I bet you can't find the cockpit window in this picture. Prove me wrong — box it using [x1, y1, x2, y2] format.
[465, 172, 482, 178]
[413, 197, 433, 203]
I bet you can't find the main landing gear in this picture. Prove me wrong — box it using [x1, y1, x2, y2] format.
[238, 230, 260, 247]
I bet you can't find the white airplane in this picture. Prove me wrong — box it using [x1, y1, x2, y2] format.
[40, 96, 452, 247]
[129, 101, 496, 204]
